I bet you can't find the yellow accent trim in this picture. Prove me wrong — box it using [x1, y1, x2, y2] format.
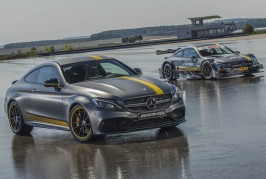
[26, 114, 68, 127]
[120, 76, 164, 95]
[240, 54, 252, 61]
[90, 55, 104, 60]
[70, 107, 92, 140]
[178, 67, 198, 71]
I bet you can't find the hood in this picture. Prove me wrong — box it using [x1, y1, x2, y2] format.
[212, 54, 253, 63]
[71, 75, 173, 99]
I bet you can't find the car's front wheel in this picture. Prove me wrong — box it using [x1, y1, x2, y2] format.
[69, 105, 93, 142]
[163, 62, 176, 80]
[201, 61, 214, 80]
[8, 101, 33, 135]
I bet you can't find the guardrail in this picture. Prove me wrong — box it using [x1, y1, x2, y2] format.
[39, 33, 248, 57]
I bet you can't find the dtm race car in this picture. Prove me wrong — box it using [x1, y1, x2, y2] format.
[157, 44, 263, 80]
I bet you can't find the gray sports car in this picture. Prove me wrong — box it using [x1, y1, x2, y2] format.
[158, 44, 263, 80]
[5, 56, 185, 142]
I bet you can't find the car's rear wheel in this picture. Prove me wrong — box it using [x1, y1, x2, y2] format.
[201, 61, 213, 80]
[163, 62, 176, 80]
[69, 105, 93, 142]
[8, 101, 33, 135]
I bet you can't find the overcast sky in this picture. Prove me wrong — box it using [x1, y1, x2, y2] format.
[0, 0, 265, 44]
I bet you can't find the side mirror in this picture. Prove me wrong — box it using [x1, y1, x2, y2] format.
[235, 51, 240, 54]
[44, 78, 60, 88]
[191, 56, 198, 61]
[134, 68, 142, 75]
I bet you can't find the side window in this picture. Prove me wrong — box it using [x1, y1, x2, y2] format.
[37, 66, 61, 84]
[174, 50, 183, 57]
[25, 69, 40, 83]
[183, 48, 199, 58]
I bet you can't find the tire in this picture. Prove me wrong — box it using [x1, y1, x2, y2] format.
[243, 73, 254, 77]
[201, 61, 213, 80]
[161, 125, 177, 130]
[163, 62, 176, 80]
[69, 105, 93, 142]
[8, 101, 33, 135]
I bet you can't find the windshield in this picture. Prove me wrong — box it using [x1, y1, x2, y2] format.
[61, 59, 135, 84]
[198, 45, 235, 57]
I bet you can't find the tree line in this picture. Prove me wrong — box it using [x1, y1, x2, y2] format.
[3, 18, 266, 49]
[121, 35, 143, 43]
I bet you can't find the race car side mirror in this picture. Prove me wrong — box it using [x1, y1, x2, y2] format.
[235, 51, 240, 54]
[191, 56, 198, 61]
[134, 68, 142, 75]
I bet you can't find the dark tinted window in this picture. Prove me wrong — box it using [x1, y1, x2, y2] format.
[62, 59, 135, 84]
[183, 48, 199, 58]
[198, 45, 235, 57]
[25, 69, 40, 83]
[37, 66, 61, 84]
[174, 50, 183, 57]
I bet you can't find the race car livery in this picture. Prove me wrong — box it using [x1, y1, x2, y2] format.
[157, 44, 263, 80]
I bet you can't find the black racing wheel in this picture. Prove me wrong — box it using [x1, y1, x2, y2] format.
[201, 61, 213, 80]
[163, 62, 176, 80]
[69, 105, 93, 142]
[8, 101, 33, 135]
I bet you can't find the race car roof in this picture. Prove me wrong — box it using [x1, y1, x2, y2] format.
[52, 56, 113, 65]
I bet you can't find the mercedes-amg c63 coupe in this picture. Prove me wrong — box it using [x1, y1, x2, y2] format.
[5, 56, 185, 142]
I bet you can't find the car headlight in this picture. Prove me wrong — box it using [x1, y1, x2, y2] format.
[172, 87, 182, 102]
[92, 98, 122, 111]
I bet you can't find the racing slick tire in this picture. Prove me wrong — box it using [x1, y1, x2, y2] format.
[163, 62, 176, 80]
[69, 105, 93, 143]
[200, 61, 214, 80]
[161, 125, 177, 130]
[8, 101, 33, 135]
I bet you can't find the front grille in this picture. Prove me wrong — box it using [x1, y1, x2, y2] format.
[129, 117, 173, 129]
[230, 61, 253, 68]
[123, 94, 172, 113]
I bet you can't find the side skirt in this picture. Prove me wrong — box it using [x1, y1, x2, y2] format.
[25, 113, 69, 131]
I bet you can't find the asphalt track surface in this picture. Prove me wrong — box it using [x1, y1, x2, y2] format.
[1, 38, 266, 179]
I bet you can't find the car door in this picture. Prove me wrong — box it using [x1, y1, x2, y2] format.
[30, 66, 64, 123]
[181, 48, 199, 70]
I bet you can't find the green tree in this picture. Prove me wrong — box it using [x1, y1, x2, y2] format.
[242, 23, 254, 34]
[30, 47, 39, 56]
[44, 46, 55, 53]
[63, 44, 73, 51]
[137, 35, 143, 41]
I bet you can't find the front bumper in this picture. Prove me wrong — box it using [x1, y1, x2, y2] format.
[212, 63, 263, 78]
[87, 99, 186, 135]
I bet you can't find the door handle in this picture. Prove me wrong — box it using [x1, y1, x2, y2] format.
[31, 89, 39, 92]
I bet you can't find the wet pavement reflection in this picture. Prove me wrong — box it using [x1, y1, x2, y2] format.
[10, 128, 189, 179]
[1, 38, 266, 178]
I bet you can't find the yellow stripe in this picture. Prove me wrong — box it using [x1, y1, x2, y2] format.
[178, 67, 198, 71]
[120, 76, 164, 95]
[240, 54, 252, 61]
[90, 55, 104, 60]
[26, 114, 68, 127]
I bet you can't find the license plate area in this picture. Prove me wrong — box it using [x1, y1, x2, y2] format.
[239, 67, 248, 71]
[138, 111, 166, 120]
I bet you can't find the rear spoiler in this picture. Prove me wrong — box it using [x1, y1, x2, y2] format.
[156, 48, 181, 55]
[12, 80, 18, 85]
